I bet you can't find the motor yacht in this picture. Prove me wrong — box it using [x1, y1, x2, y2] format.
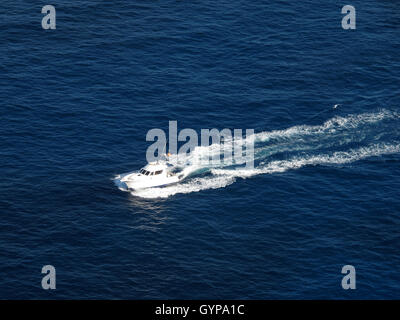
[116, 160, 187, 191]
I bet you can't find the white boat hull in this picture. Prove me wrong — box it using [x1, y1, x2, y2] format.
[115, 160, 190, 191]
[123, 174, 182, 190]
[116, 168, 186, 191]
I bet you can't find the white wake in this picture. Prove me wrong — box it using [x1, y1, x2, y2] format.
[117, 109, 400, 199]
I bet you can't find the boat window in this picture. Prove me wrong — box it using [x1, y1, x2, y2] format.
[145, 171, 150, 176]
[140, 169, 145, 174]
[150, 172, 154, 175]
[155, 170, 163, 175]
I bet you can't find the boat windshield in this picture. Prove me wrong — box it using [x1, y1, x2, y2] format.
[140, 169, 163, 176]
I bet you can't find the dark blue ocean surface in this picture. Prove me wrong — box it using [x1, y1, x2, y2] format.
[1, 1, 400, 299]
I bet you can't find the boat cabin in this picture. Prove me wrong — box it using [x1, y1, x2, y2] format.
[139, 162, 168, 176]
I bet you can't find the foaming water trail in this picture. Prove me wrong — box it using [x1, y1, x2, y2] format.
[212, 142, 400, 178]
[121, 109, 400, 199]
[255, 109, 399, 142]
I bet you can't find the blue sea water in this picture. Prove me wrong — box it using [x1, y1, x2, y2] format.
[1, 0, 400, 299]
